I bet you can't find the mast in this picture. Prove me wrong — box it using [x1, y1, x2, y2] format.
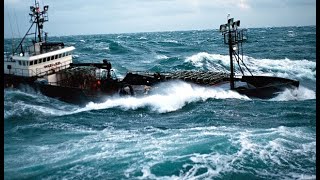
[13, 0, 49, 55]
[227, 19, 234, 89]
[31, 0, 49, 43]
[219, 16, 247, 90]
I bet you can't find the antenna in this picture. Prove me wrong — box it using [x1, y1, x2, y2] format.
[29, 0, 49, 42]
[13, 1, 49, 55]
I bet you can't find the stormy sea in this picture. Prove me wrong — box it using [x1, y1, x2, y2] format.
[4, 26, 316, 179]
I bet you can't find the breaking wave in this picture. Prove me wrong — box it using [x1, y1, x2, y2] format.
[4, 81, 315, 118]
[155, 54, 169, 60]
[8, 124, 313, 179]
[270, 86, 316, 101]
[185, 52, 316, 81]
[78, 81, 249, 113]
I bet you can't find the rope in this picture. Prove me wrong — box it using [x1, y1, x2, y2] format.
[233, 52, 244, 75]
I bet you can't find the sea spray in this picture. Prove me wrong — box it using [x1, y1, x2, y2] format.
[79, 81, 249, 113]
[185, 52, 316, 80]
[4, 26, 316, 179]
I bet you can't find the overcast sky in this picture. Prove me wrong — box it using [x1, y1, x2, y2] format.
[4, 0, 316, 38]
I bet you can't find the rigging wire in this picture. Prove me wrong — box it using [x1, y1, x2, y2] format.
[5, 4, 15, 55]
[12, 6, 21, 39]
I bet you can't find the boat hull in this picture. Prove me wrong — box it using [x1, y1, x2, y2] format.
[234, 76, 299, 99]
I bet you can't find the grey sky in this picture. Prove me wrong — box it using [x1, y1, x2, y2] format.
[4, 0, 316, 38]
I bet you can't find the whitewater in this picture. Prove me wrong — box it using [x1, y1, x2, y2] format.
[4, 26, 316, 179]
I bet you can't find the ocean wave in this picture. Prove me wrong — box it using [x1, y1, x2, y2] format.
[4, 81, 248, 118]
[185, 52, 316, 81]
[76, 81, 249, 114]
[139, 36, 147, 40]
[4, 81, 315, 118]
[163, 39, 178, 43]
[122, 126, 315, 179]
[155, 54, 169, 60]
[4, 88, 78, 119]
[6, 125, 314, 179]
[72, 55, 79, 58]
[270, 86, 315, 101]
[108, 42, 130, 54]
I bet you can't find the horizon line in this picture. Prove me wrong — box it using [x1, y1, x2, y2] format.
[4, 24, 316, 40]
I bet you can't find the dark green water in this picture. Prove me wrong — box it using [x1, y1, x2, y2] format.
[4, 26, 316, 179]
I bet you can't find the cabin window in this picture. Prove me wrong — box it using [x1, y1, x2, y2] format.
[59, 54, 62, 58]
[51, 56, 54, 60]
[30, 61, 33, 65]
[22, 61, 26, 66]
[18, 61, 22, 65]
[55, 55, 58, 59]
[39, 59, 42, 63]
[34, 60, 38, 65]
[43, 58, 47, 62]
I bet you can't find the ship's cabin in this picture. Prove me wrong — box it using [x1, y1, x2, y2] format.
[4, 42, 75, 77]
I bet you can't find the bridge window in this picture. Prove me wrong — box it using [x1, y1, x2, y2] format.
[22, 61, 26, 66]
[47, 57, 50, 61]
[34, 60, 38, 65]
[30, 61, 33, 65]
[59, 54, 62, 58]
[43, 58, 47, 62]
[51, 56, 54, 60]
[39, 59, 42, 63]
[18, 61, 22, 65]
[55, 55, 58, 59]
[62, 53, 65, 57]
[26, 61, 29, 66]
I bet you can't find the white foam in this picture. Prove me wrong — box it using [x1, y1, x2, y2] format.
[139, 36, 147, 40]
[270, 86, 316, 101]
[155, 54, 169, 60]
[80, 39, 85, 42]
[7, 123, 314, 179]
[163, 39, 178, 43]
[77, 81, 249, 114]
[185, 52, 316, 81]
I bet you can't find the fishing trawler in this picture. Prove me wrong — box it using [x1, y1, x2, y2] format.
[4, 1, 129, 104]
[4, 1, 299, 105]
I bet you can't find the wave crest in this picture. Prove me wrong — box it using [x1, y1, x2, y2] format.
[185, 52, 316, 81]
[78, 81, 249, 114]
